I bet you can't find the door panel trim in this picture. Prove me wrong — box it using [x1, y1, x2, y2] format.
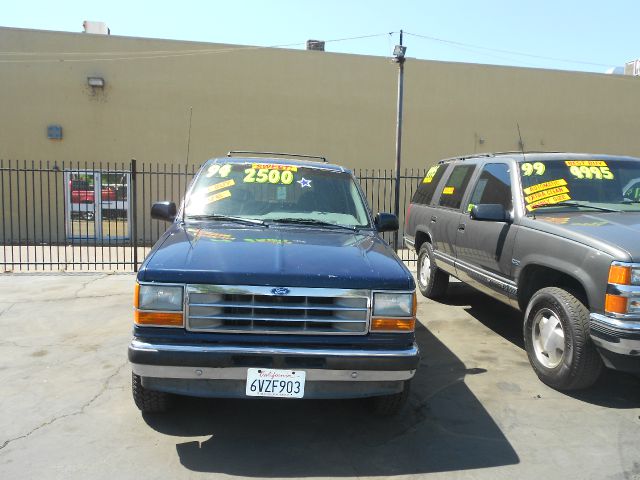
[455, 257, 518, 298]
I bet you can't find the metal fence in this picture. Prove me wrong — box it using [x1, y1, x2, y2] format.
[0, 159, 424, 271]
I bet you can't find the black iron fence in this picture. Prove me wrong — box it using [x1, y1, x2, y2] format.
[0, 159, 424, 271]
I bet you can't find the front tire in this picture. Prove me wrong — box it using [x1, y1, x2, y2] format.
[523, 287, 602, 391]
[132, 373, 174, 413]
[417, 242, 449, 299]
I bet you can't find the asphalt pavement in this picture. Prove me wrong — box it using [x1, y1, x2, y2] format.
[0, 273, 638, 479]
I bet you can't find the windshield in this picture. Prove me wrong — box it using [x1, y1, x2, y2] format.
[519, 159, 640, 212]
[184, 161, 371, 227]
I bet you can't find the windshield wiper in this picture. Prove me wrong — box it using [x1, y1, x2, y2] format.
[531, 201, 621, 213]
[269, 218, 359, 231]
[187, 214, 267, 226]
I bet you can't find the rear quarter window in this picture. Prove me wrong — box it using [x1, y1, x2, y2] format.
[411, 164, 447, 205]
[438, 164, 476, 209]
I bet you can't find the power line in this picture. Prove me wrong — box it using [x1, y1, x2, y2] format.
[404, 31, 613, 68]
[0, 32, 395, 63]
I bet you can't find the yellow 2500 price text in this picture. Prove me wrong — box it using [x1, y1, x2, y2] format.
[244, 168, 295, 185]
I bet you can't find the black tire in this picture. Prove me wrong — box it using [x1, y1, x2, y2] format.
[417, 242, 449, 299]
[132, 373, 173, 413]
[523, 287, 603, 391]
[370, 381, 410, 416]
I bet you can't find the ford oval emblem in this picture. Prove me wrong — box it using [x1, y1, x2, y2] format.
[271, 287, 290, 296]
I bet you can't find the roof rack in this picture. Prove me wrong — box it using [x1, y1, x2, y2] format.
[437, 150, 565, 164]
[492, 150, 563, 156]
[227, 151, 327, 163]
[437, 153, 494, 164]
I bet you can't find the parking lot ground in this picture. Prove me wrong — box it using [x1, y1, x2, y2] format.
[0, 273, 639, 480]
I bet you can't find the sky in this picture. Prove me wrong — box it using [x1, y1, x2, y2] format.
[1, 0, 639, 73]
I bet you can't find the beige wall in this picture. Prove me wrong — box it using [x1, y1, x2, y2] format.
[1, 26, 640, 244]
[2, 26, 639, 172]
[404, 61, 640, 162]
[0, 27, 397, 170]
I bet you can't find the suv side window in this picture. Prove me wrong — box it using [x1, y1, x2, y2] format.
[438, 164, 476, 209]
[412, 164, 447, 205]
[467, 163, 513, 212]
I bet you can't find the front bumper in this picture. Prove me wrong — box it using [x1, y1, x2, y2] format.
[128, 339, 420, 399]
[590, 313, 640, 373]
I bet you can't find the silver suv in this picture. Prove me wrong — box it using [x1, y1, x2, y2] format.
[405, 152, 640, 390]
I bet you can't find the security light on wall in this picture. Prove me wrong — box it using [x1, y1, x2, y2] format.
[87, 76, 105, 88]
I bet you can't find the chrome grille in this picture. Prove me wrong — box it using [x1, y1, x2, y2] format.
[187, 285, 370, 335]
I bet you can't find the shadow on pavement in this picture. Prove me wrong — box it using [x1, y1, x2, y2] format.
[440, 282, 640, 409]
[441, 282, 524, 348]
[143, 322, 520, 476]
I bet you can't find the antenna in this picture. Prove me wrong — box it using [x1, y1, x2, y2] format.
[516, 122, 525, 154]
[185, 106, 193, 167]
[182, 106, 193, 225]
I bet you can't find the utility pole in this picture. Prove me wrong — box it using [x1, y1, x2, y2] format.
[392, 30, 406, 252]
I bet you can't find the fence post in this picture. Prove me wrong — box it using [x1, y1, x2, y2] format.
[130, 158, 138, 272]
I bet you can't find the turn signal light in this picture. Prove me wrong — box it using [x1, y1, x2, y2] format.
[608, 265, 631, 285]
[134, 283, 140, 308]
[604, 294, 628, 315]
[134, 310, 184, 327]
[412, 292, 418, 317]
[371, 317, 416, 332]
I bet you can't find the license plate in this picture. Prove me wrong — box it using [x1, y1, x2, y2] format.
[245, 368, 306, 398]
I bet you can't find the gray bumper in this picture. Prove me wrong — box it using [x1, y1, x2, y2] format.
[129, 339, 419, 399]
[589, 313, 640, 356]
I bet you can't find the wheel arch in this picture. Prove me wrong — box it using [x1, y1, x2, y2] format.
[517, 264, 590, 311]
[414, 230, 432, 253]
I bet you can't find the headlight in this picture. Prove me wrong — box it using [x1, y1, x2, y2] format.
[134, 283, 184, 327]
[373, 292, 414, 317]
[371, 292, 417, 332]
[138, 284, 183, 311]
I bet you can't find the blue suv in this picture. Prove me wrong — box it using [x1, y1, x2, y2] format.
[129, 152, 419, 415]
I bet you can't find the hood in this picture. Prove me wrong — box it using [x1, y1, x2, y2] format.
[528, 212, 640, 261]
[139, 223, 414, 290]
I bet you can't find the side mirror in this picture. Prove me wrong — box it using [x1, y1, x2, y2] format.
[470, 204, 511, 223]
[151, 201, 177, 222]
[374, 213, 399, 232]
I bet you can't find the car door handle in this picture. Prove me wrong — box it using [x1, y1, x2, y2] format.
[431, 216, 437, 222]
[458, 224, 465, 231]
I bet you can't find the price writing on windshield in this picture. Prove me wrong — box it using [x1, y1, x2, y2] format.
[525, 186, 570, 204]
[205, 164, 232, 178]
[526, 193, 571, 212]
[207, 179, 235, 192]
[567, 164, 614, 180]
[205, 190, 231, 204]
[251, 163, 297, 172]
[523, 179, 567, 195]
[423, 165, 440, 183]
[244, 168, 295, 185]
[521, 162, 546, 176]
